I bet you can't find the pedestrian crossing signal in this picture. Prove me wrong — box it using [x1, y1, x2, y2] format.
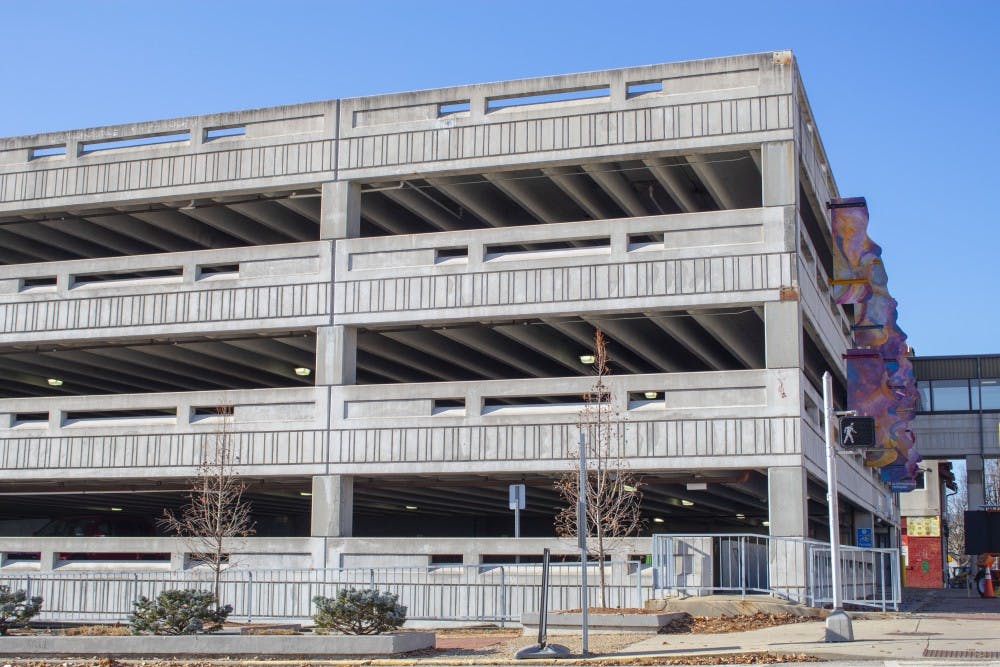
[840, 416, 876, 449]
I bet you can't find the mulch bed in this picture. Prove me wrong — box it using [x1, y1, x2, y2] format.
[663, 611, 817, 634]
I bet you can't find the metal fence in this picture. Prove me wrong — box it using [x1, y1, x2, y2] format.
[0, 561, 650, 624]
[651, 533, 900, 611]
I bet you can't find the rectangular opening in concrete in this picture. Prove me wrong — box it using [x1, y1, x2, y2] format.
[29, 145, 67, 159]
[438, 101, 470, 116]
[486, 86, 610, 112]
[21, 275, 57, 291]
[72, 267, 182, 287]
[205, 125, 247, 140]
[81, 131, 191, 154]
[196, 263, 240, 279]
[14, 412, 49, 425]
[627, 81, 664, 97]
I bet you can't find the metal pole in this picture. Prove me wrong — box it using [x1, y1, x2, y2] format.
[823, 372, 843, 610]
[823, 371, 854, 641]
[577, 430, 589, 655]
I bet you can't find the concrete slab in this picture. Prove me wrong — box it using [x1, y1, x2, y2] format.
[0, 631, 435, 658]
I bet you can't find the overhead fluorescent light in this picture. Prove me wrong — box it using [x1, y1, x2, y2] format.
[644, 391, 658, 399]
[294, 367, 312, 377]
[681, 500, 694, 507]
[110, 507, 123, 512]
[623, 484, 637, 493]
[47, 378, 64, 386]
[299, 492, 312, 497]
[736, 513, 746, 520]
[652, 517, 665, 523]
[762, 520, 771, 527]
[579, 354, 595, 364]
[405, 505, 418, 511]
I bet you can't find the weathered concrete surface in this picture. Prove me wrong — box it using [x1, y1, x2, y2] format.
[645, 594, 822, 618]
[520, 610, 684, 634]
[0, 631, 435, 657]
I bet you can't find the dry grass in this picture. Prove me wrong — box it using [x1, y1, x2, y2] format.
[662, 612, 818, 635]
[239, 627, 300, 636]
[61, 625, 131, 636]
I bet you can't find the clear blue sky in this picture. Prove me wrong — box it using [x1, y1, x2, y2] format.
[1, 1, 996, 357]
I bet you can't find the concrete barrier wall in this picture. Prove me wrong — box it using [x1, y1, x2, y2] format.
[0, 242, 331, 341]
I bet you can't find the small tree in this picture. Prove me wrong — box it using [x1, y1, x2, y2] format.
[312, 588, 407, 635]
[160, 405, 255, 609]
[554, 330, 643, 608]
[0, 585, 42, 635]
[129, 589, 231, 635]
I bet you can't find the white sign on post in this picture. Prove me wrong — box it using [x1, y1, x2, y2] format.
[509, 484, 526, 510]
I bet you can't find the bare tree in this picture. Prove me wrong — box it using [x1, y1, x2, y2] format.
[554, 330, 643, 608]
[160, 405, 255, 608]
[945, 465, 968, 565]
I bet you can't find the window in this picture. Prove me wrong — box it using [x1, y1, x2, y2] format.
[930, 379, 971, 411]
[975, 379, 1000, 410]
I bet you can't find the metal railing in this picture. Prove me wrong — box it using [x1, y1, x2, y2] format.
[0, 561, 651, 624]
[652, 533, 899, 611]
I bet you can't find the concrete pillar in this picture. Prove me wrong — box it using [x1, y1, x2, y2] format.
[767, 466, 809, 602]
[764, 301, 801, 369]
[761, 140, 797, 208]
[311, 475, 354, 537]
[853, 510, 875, 547]
[39, 550, 57, 571]
[967, 454, 986, 510]
[320, 181, 361, 240]
[315, 325, 357, 386]
[768, 467, 809, 537]
[170, 552, 187, 571]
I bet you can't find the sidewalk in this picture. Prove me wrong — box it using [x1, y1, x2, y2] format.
[616, 587, 1000, 664]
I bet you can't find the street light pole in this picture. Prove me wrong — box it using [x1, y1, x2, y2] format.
[823, 371, 854, 642]
[577, 430, 589, 655]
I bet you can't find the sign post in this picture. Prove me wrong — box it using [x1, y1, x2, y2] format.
[509, 484, 525, 538]
[823, 371, 854, 642]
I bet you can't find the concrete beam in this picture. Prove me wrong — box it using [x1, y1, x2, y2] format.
[542, 166, 618, 220]
[582, 164, 649, 217]
[311, 475, 353, 537]
[643, 157, 701, 213]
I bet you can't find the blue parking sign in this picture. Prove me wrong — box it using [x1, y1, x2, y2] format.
[857, 527, 873, 548]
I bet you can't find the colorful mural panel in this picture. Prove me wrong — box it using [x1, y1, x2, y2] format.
[831, 197, 920, 488]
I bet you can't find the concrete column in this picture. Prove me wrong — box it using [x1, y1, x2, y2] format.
[315, 325, 356, 386]
[764, 301, 801, 369]
[768, 467, 809, 537]
[761, 140, 796, 208]
[967, 454, 986, 510]
[311, 475, 354, 537]
[39, 550, 57, 571]
[170, 552, 187, 571]
[320, 181, 361, 240]
[853, 510, 875, 546]
[767, 466, 809, 602]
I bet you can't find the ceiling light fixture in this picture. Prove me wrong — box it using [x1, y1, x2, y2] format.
[762, 520, 771, 527]
[736, 513, 746, 520]
[47, 378, 63, 386]
[294, 367, 312, 377]
[110, 507, 123, 512]
[623, 484, 637, 493]
[644, 391, 658, 399]
[681, 499, 694, 507]
[579, 354, 595, 364]
[299, 492, 312, 497]
[405, 505, 419, 511]
[653, 517, 665, 523]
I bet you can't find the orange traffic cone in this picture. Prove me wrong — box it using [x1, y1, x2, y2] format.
[985, 566, 995, 599]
